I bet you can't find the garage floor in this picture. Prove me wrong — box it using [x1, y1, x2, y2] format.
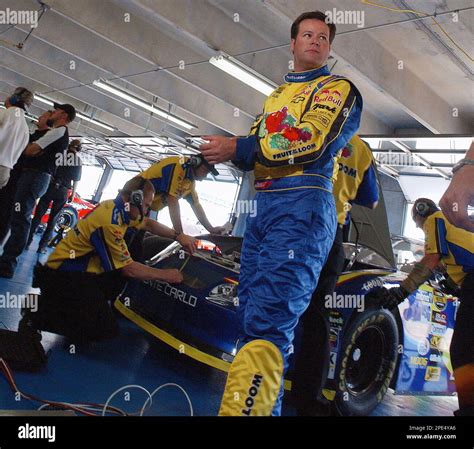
[0, 236, 458, 416]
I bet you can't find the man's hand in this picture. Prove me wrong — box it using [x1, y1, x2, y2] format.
[368, 287, 408, 310]
[158, 269, 183, 284]
[200, 136, 237, 164]
[439, 165, 474, 232]
[209, 225, 228, 235]
[176, 233, 197, 254]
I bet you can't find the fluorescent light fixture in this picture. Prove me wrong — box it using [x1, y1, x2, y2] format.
[209, 52, 277, 96]
[93, 80, 196, 130]
[35, 95, 54, 107]
[76, 112, 115, 131]
[35, 94, 115, 131]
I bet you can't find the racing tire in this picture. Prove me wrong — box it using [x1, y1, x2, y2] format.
[54, 206, 78, 233]
[334, 307, 399, 416]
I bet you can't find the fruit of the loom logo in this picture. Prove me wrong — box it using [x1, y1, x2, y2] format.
[259, 107, 313, 151]
[341, 143, 353, 158]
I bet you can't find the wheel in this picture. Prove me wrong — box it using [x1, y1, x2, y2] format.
[334, 307, 399, 416]
[54, 206, 78, 232]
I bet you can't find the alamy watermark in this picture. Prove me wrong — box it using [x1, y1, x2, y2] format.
[325, 8, 365, 29]
[0, 292, 38, 313]
[0, 8, 38, 28]
[235, 200, 257, 218]
[325, 292, 365, 312]
[376, 151, 421, 167]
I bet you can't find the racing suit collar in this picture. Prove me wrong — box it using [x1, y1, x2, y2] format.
[113, 195, 131, 225]
[284, 65, 331, 83]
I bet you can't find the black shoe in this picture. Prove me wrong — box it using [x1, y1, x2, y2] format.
[0, 266, 14, 278]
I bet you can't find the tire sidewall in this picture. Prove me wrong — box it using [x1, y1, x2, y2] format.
[335, 307, 399, 416]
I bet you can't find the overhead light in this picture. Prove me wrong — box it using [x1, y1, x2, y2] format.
[35, 95, 54, 107]
[209, 52, 277, 96]
[76, 112, 115, 131]
[93, 79, 196, 130]
[35, 95, 115, 131]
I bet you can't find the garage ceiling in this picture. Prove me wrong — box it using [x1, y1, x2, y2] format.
[0, 0, 472, 175]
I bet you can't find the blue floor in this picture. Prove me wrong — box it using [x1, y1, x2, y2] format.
[0, 235, 458, 416]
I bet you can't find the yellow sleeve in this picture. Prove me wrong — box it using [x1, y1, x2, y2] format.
[423, 214, 448, 256]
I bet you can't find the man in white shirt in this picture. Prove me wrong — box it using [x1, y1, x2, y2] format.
[0, 87, 34, 188]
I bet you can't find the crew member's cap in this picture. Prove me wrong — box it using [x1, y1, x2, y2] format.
[53, 102, 76, 122]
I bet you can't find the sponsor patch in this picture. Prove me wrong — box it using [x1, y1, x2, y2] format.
[433, 295, 447, 312]
[410, 356, 428, 367]
[417, 338, 430, 356]
[431, 311, 447, 325]
[430, 323, 447, 336]
[425, 366, 441, 382]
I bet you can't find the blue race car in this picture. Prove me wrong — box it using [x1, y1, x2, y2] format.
[115, 210, 458, 416]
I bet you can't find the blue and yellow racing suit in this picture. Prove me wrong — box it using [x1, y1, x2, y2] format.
[423, 211, 474, 372]
[139, 156, 200, 212]
[219, 65, 363, 416]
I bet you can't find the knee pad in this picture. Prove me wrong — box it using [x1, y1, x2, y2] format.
[218, 339, 284, 416]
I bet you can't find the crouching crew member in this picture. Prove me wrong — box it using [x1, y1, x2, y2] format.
[20, 177, 195, 342]
[378, 198, 474, 416]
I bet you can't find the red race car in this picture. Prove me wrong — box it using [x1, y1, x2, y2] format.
[39, 191, 96, 231]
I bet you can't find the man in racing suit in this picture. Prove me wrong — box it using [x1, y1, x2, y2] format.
[200, 11, 363, 415]
[292, 136, 379, 415]
[378, 198, 474, 416]
[139, 155, 226, 235]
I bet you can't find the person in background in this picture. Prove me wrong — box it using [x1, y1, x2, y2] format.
[440, 141, 474, 232]
[27, 139, 83, 253]
[139, 154, 227, 235]
[0, 103, 75, 278]
[378, 198, 474, 416]
[20, 177, 186, 342]
[0, 109, 52, 244]
[0, 87, 34, 188]
[291, 135, 379, 416]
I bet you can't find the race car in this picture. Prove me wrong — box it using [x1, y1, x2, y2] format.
[39, 191, 96, 230]
[115, 193, 458, 416]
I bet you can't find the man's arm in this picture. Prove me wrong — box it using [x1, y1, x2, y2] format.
[121, 261, 183, 283]
[440, 141, 474, 232]
[167, 194, 184, 234]
[191, 202, 216, 233]
[143, 216, 197, 254]
[24, 127, 66, 157]
[23, 142, 42, 157]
